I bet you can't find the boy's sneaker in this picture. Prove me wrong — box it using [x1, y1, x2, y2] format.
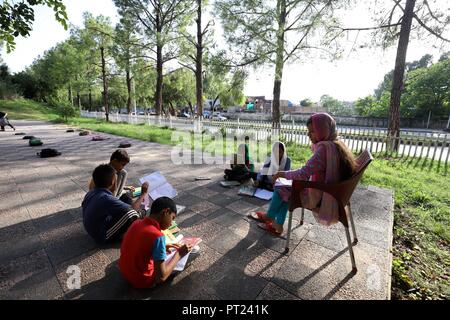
[191, 245, 200, 254]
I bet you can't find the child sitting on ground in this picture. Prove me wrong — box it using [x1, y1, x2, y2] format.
[119, 197, 192, 288]
[249, 113, 357, 236]
[254, 141, 291, 191]
[82, 164, 149, 244]
[224, 138, 255, 183]
[89, 149, 135, 204]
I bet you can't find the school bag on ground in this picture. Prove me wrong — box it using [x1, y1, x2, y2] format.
[37, 148, 61, 158]
[29, 138, 43, 146]
[118, 142, 132, 148]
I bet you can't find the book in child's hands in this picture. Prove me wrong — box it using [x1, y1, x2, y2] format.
[165, 249, 189, 271]
[178, 236, 202, 247]
[139, 171, 177, 200]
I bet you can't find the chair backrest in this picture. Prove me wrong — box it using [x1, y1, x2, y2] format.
[334, 149, 373, 206]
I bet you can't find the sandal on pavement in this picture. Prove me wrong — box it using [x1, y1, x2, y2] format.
[248, 211, 270, 223]
[257, 221, 282, 237]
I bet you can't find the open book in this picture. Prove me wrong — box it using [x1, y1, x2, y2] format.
[165, 249, 189, 272]
[238, 186, 273, 200]
[164, 233, 202, 271]
[139, 171, 177, 200]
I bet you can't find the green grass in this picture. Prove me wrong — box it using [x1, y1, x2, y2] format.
[0, 98, 59, 121]
[2, 98, 449, 300]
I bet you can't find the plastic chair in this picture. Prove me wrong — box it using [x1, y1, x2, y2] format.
[284, 149, 373, 273]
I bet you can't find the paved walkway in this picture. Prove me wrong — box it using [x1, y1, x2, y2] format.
[0, 120, 394, 300]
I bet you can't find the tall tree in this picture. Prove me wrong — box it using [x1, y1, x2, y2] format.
[112, 11, 141, 114]
[215, 0, 343, 128]
[178, 0, 214, 117]
[114, 0, 195, 117]
[83, 13, 115, 121]
[0, 0, 68, 52]
[332, 0, 449, 149]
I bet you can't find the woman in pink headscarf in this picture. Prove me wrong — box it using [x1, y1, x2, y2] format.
[248, 113, 357, 236]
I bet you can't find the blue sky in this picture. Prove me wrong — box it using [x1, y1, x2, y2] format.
[2, 0, 448, 103]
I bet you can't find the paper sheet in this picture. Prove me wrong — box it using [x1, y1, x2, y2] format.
[254, 188, 273, 200]
[139, 171, 178, 201]
[165, 250, 190, 271]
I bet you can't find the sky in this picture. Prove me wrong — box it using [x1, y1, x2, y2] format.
[1, 0, 449, 103]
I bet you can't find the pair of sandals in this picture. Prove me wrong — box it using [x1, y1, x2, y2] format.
[248, 211, 282, 237]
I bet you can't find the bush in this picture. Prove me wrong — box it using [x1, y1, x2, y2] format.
[0, 81, 20, 99]
[47, 97, 77, 122]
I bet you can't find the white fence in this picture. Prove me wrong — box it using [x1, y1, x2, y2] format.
[81, 111, 450, 169]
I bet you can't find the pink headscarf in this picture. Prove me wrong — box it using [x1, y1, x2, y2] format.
[310, 112, 338, 144]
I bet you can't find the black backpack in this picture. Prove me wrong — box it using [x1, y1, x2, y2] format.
[37, 148, 61, 158]
[23, 135, 35, 140]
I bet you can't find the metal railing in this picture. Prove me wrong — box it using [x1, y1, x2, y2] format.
[80, 111, 449, 170]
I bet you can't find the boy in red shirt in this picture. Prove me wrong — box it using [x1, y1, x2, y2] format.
[119, 196, 191, 288]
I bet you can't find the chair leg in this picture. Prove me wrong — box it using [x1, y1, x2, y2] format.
[344, 225, 357, 274]
[300, 208, 304, 225]
[348, 204, 358, 245]
[284, 210, 294, 254]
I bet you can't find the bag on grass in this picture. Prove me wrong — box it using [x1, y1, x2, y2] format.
[37, 148, 61, 158]
[79, 130, 90, 136]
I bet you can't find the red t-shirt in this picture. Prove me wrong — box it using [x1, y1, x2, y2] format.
[119, 217, 165, 288]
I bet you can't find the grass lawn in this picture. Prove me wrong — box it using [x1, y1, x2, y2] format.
[2, 99, 449, 300]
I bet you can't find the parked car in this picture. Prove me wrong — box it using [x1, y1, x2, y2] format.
[178, 112, 191, 118]
[212, 113, 227, 121]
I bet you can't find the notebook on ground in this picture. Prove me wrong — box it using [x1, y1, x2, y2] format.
[238, 186, 256, 196]
[238, 186, 273, 200]
[139, 171, 177, 200]
[254, 188, 273, 200]
[176, 205, 186, 214]
[220, 180, 241, 187]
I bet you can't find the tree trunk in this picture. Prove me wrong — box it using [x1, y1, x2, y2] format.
[68, 83, 73, 106]
[388, 0, 416, 151]
[126, 69, 132, 114]
[272, 0, 286, 130]
[154, 10, 163, 117]
[88, 88, 92, 111]
[188, 102, 194, 115]
[76, 91, 81, 111]
[213, 95, 220, 112]
[100, 46, 109, 122]
[195, 0, 204, 118]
